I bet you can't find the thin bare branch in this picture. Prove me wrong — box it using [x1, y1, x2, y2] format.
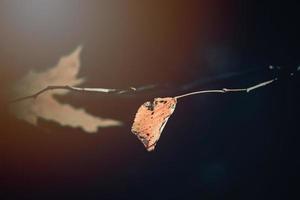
[174, 79, 276, 99]
[9, 85, 141, 104]
[10, 78, 277, 104]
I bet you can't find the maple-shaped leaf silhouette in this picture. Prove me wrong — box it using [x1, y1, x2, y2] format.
[10, 46, 122, 133]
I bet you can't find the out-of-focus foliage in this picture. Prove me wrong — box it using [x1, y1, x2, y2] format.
[10, 46, 122, 133]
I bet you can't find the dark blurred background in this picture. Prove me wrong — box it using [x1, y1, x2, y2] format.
[0, 0, 299, 199]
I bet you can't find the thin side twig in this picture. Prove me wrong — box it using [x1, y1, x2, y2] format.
[174, 79, 276, 99]
[10, 85, 139, 104]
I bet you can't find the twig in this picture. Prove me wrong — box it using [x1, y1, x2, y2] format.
[10, 65, 299, 104]
[9, 85, 140, 104]
[7, 79, 279, 103]
[174, 79, 276, 99]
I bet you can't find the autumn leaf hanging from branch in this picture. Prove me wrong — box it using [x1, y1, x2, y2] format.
[9, 46, 299, 151]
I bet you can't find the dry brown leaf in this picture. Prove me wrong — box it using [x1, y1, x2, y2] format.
[131, 97, 177, 151]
